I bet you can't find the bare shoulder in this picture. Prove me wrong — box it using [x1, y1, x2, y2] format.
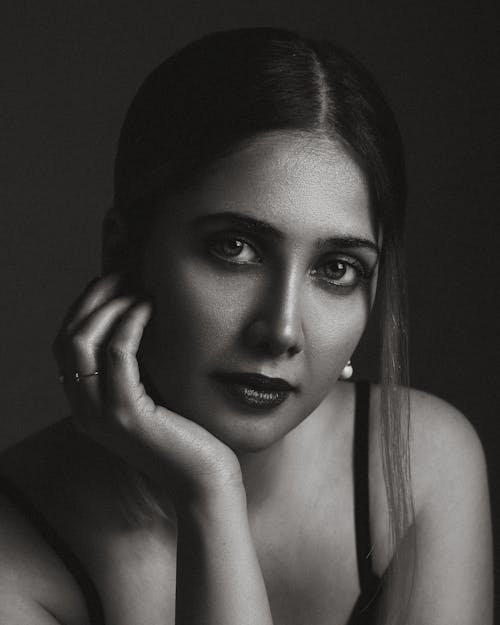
[407, 386, 483, 451]
[369, 384, 493, 623]
[368, 383, 489, 510]
[404, 387, 489, 512]
[0, 420, 115, 624]
[0, 422, 93, 624]
[0, 421, 178, 623]
[0, 490, 90, 624]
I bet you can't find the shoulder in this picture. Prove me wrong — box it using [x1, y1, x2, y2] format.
[404, 387, 489, 512]
[367, 383, 489, 508]
[368, 384, 493, 623]
[0, 422, 92, 623]
[407, 385, 482, 449]
[0, 420, 110, 624]
[0, 489, 90, 624]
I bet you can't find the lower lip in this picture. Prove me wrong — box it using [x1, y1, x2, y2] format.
[214, 378, 291, 410]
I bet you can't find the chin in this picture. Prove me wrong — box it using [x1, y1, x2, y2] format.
[142, 366, 303, 452]
[200, 409, 296, 454]
[230, 431, 282, 453]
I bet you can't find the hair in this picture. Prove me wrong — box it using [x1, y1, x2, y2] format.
[105, 27, 415, 624]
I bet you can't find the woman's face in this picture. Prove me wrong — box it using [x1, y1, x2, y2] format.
[137, 132, 379, 452]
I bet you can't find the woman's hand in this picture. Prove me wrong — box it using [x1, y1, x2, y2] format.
[52, 273, 243, 512]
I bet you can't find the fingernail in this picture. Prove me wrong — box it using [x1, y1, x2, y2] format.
[100, 271, 124, 286]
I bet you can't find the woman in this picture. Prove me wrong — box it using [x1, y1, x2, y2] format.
[0, 27, 492, 625]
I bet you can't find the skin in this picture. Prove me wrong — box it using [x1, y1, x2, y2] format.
[136, 131, 379, 499]
[0, 131, 493, 625]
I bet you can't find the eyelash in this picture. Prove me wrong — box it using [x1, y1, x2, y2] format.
[206, 234, 371, 290]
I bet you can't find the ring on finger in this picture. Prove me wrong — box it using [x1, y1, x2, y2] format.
[59, 370, 100, 384]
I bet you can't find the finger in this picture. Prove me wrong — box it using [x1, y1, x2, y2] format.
[105, 301, 154, 415]
[53, 273, 130, 365]
[55, 294, 135, 370]
[59, 275, 101, 320]
[53, 273, 123, 357]
[69, 295, 139, 358]
[59, 296, 139, 424]
[60, 366, 102, 434]
[62, 295, 139, 380]
[64, 272, 127, 335]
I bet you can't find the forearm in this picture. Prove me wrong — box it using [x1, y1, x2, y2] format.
[175, 488, 274, 625]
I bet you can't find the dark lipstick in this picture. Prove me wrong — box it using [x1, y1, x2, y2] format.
[212, 372, 296, 410]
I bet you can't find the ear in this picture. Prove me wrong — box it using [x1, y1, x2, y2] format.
[100, 208, 130, 275]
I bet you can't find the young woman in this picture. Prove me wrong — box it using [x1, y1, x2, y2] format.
[0, 27, 492, 625]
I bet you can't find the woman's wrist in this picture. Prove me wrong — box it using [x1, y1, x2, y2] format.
[174, 479, 273, 625]
[174, 478, 248, 526]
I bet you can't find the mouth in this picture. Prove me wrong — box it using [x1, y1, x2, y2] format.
[211, 372, 297, 411]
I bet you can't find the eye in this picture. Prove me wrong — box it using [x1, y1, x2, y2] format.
[312, 257, 366, 289]
[208, 235, 261, 264]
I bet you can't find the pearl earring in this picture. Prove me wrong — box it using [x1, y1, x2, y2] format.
[339, 360, 353, 380]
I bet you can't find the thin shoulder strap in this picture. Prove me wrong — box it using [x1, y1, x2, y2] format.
[353, 380, 378, 594]
[0, 472, 105, 625]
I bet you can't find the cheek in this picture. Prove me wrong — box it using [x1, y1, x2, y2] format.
[141, 245, 371, 387]
[141, 257, 252, 367]
[303, 292, 370, 389]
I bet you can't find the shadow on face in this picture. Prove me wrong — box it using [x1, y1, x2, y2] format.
[104, 131, 380, 453]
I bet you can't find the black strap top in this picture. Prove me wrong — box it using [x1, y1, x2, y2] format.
[347, 380, 383, 624]
[0, 380, 381, 625]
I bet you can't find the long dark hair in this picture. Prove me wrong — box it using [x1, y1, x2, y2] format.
[106, 27, 415, 624]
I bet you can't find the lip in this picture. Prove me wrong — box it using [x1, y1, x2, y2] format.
[213, 372, 297, 392]
[215, 376, 291, 412]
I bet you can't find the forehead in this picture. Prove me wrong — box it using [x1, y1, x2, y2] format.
[162, 131, 376, 242]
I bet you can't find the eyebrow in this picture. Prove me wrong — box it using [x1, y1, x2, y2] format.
[190, 211, 380, 255]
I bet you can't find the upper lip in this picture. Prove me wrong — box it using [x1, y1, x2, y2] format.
[214, 372, 297, 392]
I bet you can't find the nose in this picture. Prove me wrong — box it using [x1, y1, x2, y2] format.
[244, 269, 305, 358]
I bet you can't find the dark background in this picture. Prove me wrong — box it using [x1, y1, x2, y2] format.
[1, 0, 498, 614]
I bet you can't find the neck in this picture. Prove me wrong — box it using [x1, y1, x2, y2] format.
[236, 436, 289, 513]
[235, 382, 349, 515]
[145, 382, 351, 526]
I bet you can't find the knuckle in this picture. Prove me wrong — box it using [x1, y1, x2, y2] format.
[106, 342, 130, 364]
[71, 333, 90, 352]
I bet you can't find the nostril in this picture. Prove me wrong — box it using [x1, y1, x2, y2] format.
[244, 317, 304, 358]
[244, 278, 305, 357]
[287, 343, 301, 356]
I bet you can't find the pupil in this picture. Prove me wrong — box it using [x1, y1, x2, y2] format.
[224, 239, 243, 255]
[327, 261, 346, 279]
